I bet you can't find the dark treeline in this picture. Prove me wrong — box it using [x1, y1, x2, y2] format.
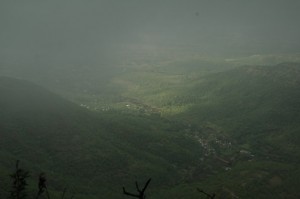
[6, 161, 214, 199]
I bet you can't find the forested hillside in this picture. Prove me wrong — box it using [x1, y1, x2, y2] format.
[1, 61, 300, 199]
[0, 76, 204, 199]
[1, 1, 300, 198]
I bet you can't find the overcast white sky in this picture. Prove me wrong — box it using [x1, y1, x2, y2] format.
[1, 0, 300, 67]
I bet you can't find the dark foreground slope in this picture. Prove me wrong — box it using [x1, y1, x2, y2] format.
[0, 76, 203, 199]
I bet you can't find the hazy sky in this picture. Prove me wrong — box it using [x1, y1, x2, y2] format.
[1, 0, 300, 67]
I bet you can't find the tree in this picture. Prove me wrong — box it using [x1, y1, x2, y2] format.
[9, 160, 30, 199]
[35, 173, 50, 199]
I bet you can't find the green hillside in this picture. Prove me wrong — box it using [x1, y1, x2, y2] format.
[0, 76, 204, 199]
[175, 63, 300, 156]
[109, 62, 300, 198]
[1, 61, 300, 198]
[166, 63, 300, 198]
[64, 60, 299, 199]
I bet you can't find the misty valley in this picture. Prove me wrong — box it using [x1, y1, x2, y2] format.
[1, 53, 300, 199]
[1, 1, 300, 199]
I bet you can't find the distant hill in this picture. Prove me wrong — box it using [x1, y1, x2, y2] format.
[174, 63, 300, 155]
[165, 63, 300, 198]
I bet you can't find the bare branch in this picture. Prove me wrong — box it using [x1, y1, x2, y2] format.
[122, 178, 151, 199]
[135, 181, 141, 192]
[197, 188, 216, 199]
[123, 187, 140, 198]
[142, 178, 151, 193]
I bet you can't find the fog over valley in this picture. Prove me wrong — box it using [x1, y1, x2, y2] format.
[1, 1, 300, 199]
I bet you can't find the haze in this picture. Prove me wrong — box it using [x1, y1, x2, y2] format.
[1, 1, 300, 198]
[1, 0, 300, 68]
